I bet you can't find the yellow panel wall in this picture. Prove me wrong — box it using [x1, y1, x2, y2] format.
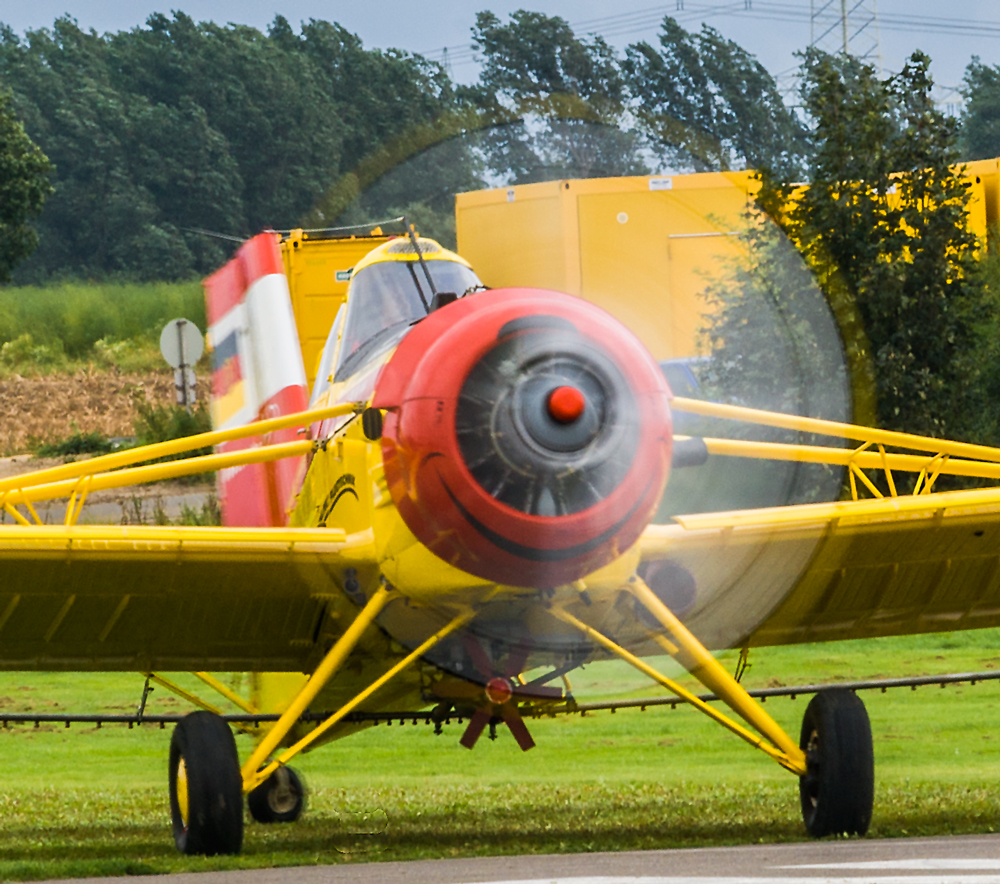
[457, 173, 755, 360]
[963, 157, 1000, 237]
[454, 181, 569, 292]
[576, 175, 753, 359]
[280, 230, 391, 388]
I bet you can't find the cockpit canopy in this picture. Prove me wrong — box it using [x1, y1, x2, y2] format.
[333, 243, 483, 382]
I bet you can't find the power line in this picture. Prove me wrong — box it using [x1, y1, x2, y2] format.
[421, 2, 1000, 69]
[421, 3, 745, 64]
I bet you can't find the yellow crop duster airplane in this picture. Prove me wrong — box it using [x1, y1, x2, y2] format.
[4, 228, 1000, 856]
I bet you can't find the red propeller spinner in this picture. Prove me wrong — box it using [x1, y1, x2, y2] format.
[373, 288, 673, 589]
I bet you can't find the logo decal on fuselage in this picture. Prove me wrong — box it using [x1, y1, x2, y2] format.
[317, 474, 359, 526]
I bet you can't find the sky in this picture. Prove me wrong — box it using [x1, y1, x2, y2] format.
[1, 1, 998, 108]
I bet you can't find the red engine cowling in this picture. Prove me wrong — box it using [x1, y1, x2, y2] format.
[372, 288, 673, 588]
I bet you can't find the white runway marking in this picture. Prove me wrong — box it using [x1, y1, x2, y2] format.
[467, 877, 1000, 884]
[782, 860, 1000, 870]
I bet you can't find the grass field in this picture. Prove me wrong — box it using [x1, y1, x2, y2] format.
[2, 630, 1000, 880]
[0, 281, 204, 376]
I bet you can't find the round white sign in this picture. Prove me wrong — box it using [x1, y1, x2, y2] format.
[159, 318, 204, 369]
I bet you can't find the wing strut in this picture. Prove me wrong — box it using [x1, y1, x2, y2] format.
[240, 585, 397, 787]
[243, 607, 475, 793]
[551, 578, 807, 776]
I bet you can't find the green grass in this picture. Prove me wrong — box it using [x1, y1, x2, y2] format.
[1, 631, 1000, 878]
[0, 280, 205, 375]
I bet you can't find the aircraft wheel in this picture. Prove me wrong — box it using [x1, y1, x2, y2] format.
[248, 766, 307, 823]
[168, 711, 244, 855]
[798, 688, 874, 837]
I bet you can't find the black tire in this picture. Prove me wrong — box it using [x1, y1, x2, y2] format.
[168, 711, 244, 855]
[247, 766, 307, 823]
[799, 688, 874, 837]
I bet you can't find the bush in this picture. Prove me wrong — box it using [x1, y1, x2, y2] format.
[178, 494, 222, 526]
[92, 336, 138, 367]
[119, 494, 220, 526]
[1, 333, 66, 368]
[132, 398, 213, 483]
[91, 336, 162, 373]
[34, 429, 113, 458]
[133, 398, 211, 450]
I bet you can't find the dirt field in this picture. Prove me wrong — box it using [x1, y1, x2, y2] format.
[0, 369, 175, 456]
[0, 369, 213, 524]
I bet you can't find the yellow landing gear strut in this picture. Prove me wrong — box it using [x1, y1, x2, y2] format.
[552, 577, 806, 775]
[554, 576, 875, 838]
[241, 588, 475, 795]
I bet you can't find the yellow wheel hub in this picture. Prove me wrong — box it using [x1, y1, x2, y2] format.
[268, 768, 297, 814]
[176, 757, 189, 827]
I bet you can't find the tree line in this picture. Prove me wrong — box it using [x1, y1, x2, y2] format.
[0, 10, 811, 282]
[2, 10, 998, 284]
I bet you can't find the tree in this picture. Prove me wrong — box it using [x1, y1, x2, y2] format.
[699, 214, 849, 422]
[705, 49, 992, 444]
[624, 17, 805, 176]
[468, 11, 648, 184]
[1, 17, 229, 280]
[0, 86, 52, 282]
[689, 193, 852, 509]
[107, 13, 343, 234]
[960, 57, 1000, 161]
[800, 51, 981, 438]
[297, 16, 481, 244]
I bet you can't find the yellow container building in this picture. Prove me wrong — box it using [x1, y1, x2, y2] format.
[455, 164, 996, 362]
[456, 172, 761, 360]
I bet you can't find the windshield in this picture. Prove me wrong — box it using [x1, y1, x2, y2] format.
[309, 303, 345, 406]
[334, 258, 483, 381]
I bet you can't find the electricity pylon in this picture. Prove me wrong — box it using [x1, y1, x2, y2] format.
[810, 0, 882, 69]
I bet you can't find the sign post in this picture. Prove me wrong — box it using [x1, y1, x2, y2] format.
[159, 318, 205, 413]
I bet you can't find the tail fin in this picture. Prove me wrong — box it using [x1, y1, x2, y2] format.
[203, 233, 308, 526]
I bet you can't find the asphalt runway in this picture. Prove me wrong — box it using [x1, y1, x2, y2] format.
[41, 834, 1000, 884]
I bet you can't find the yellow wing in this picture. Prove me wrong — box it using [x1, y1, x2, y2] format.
[640, 485, 1000, 649]
[0, 525, 377, 671]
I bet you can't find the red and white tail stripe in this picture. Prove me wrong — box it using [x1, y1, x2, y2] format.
[203, 233, 308, 526]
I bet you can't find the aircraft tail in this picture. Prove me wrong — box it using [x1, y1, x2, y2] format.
[203, 233, 309, 526]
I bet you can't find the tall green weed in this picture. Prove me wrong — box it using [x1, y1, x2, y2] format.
[0, 281, 205, 371]
[132, 398, 211, 451]
[131, 398, 213, 484]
